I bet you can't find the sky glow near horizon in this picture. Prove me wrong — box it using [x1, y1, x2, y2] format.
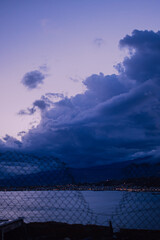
[1, 0, 160, 166]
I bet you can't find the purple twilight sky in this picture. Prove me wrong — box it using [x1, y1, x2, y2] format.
[1, 0, 160, 166]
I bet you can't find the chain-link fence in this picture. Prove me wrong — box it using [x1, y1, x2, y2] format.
[0, 151, 96, 225]
[0, 150, 160, 235]
[110, 162, 160, 231]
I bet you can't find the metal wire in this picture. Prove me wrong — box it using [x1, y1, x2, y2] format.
[0, 151, 97, 225]
[110, 163, 160, 231]
[0, 150, 159, 232]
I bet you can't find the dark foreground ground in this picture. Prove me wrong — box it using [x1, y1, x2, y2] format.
[2, 221, 160, 240]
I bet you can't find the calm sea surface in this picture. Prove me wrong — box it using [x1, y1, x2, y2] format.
[0, 190, 159, 230]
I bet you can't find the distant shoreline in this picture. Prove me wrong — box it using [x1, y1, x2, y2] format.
[0, 186, 160, 192]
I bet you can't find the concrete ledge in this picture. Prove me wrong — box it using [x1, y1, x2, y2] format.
[0, 218, 25, 240]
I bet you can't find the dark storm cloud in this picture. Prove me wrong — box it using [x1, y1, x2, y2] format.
[18, 93, 63, 116]
[118, 30, 160, 82]
[9, 30, 160, 166]
[0, 139, 5, 148]
[2, 135, 22, 148]
[33, 100, 49, 110]
[18, 99, 49, 116]
[21, 70, 45, 89]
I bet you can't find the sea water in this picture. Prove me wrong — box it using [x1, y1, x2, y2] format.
[0, 190, 159, 230]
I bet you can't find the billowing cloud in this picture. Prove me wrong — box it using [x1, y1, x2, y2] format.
[117, 29, 160, 82]
[7, 30, 160, 167]
[21, 70, 45, 89]
[18, 93, 64, 116]
[2, 135, 22, 148]
[18, 100, 48, 116]
[33, 100, 49, 110]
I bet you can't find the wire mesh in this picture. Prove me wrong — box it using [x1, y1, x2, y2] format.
[0, 150, 97, 225]
[0, 150, 160, 233]
[111, 162, 160, 231]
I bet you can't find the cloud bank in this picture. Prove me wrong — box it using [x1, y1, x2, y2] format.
[5, 30, 160, 167]
[21, 70, 45, 89]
